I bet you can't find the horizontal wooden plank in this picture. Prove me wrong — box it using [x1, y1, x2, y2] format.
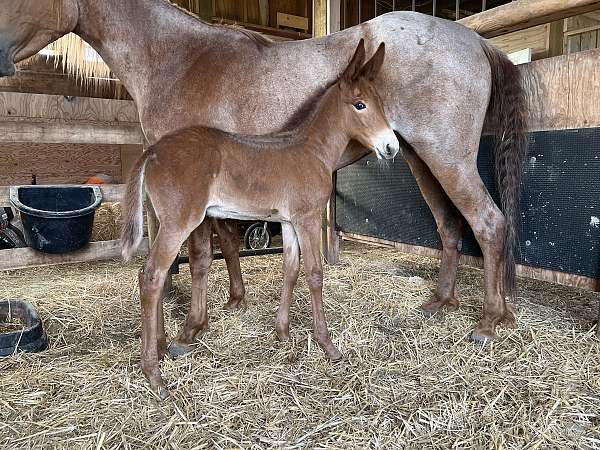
[340, 232, 600, 292]
[459, 0, 600, 38]
[0, 120, 144, 144]
[0, 70, 130, 100]
[0, 184, 126, 207]
[0, 92, 138, 123]
[0, 143, 122, 186]
[277, 12, 309, 31]
[0, 238, 148, 272]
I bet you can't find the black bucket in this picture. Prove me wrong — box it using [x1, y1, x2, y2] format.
[10, 185, 102, 253]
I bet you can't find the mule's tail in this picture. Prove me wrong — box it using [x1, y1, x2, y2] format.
[121, 149, 154, 262]
[481, 40, 528, 300]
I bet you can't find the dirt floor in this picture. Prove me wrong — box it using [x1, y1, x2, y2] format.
[0, 241, 599, 449]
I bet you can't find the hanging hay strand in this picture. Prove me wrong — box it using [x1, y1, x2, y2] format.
[0, 242, 599, 448]
[50, 33, 113, 91]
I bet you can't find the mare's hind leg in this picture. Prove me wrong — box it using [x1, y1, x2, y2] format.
[139, 226, 189, 400]
[417, 152, 516, 342]
[213, 219, 246, 310]
[275, 222, 301, 341]
[403, 146, 463, 316]
[169, 220, 214, 358]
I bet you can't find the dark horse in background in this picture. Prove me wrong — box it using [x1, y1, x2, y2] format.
[0, 0, 527, 344]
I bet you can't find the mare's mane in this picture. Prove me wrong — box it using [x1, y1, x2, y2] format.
[162, 0, 273, 47]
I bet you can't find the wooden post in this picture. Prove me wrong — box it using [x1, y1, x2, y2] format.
[458, 0, 600, 39]
[314, 0, 340, 264]
[313, 0, 328, 38]
[547, 20, 565, 57]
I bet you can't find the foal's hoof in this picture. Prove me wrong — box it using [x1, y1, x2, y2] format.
[470, 330, 497, 345]
[223, 298, 245, 311]
[275, 325, 290, 342]
[168, 341, 195, 359]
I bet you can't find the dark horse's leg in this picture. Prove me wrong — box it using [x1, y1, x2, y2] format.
[169, 220, 214, 358]
[403, 146, 464, 315]
[418, 151, 516, 342]
[213, 219, 246, 310]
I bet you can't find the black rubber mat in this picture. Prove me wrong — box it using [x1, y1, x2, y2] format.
[336, 128, 600, 278]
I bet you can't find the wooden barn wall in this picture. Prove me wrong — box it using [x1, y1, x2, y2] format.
[522, 47, 600, 131]
[490, 24, 550, 59]
[0, 92, 142, 187]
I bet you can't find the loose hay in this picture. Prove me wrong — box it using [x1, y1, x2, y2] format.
[0, 242, 599, 449]
[91, 203, 123, 242]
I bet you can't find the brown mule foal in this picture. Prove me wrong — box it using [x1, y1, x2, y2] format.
[121, 40, 399, 399]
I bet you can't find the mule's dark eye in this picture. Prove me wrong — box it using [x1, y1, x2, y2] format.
[353, 102, 366, 111]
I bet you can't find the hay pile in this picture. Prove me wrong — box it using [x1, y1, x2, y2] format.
[91, 203, 123, 242]
[0, 242, 599, 448]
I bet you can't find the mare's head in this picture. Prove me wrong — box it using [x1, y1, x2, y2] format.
[0, 0, 78, 76]
[337, 39, 399, 160]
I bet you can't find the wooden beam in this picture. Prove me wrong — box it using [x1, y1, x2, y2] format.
[0, 120, 143, 145]
[0, 184, 126, 207]
[458, 0, 600, 38]
[314, 0, 328, 37]
[0, 238, 148, 272]
[340, 232, 600, 292]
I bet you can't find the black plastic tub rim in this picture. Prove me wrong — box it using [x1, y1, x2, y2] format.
[9, 185, 102, 219]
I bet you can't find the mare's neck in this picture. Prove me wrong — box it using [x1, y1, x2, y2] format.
[73, 0, 208, 101]
[303, 86, 351, 172]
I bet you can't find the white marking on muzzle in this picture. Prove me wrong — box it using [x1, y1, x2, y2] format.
[374, 130, 400, 160]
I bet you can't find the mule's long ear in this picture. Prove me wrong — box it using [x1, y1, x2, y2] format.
[341, 39, 366, 84]
[358, 42, 386, 81]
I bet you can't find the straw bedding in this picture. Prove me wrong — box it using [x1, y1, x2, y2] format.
[0, 242, 599, 449]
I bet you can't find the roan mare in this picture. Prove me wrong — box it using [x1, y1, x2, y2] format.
[0, 1, 527, 347]
[121, 41, 399, 398]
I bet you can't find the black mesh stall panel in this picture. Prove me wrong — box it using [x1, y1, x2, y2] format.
[336, 128, 600, 279]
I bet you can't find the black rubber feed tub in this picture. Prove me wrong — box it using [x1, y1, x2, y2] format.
[10, 185, 102, 253]
[0, 300, 48, 357]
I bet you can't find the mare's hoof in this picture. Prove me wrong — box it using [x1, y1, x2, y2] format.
[470, 330, 497, 345]
[224, 299, 245, 311]
[168, 341, 195, 359]
[420, 295, 460, 318]
[326, 348, 344, 362]
[158, 386, 170, 401]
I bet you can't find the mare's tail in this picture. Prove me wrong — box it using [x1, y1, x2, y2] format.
[481, 40, 529, 300]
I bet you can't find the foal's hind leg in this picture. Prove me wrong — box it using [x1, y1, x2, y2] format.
[418, 153, 516, 341]
[169, 220, 214, 358]
[403, 146, 463, 315]
[139, 227, 189, 399]
[213, 219, 246, 310]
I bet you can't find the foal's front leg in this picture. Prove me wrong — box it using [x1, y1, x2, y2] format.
[294, 213, 342, 361]
[213, 219, 246, 310]
[275, 222, 301, 341]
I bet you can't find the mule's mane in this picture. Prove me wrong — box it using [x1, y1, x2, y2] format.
[221, 80, 338, 148]
[163, 0, 273, 47]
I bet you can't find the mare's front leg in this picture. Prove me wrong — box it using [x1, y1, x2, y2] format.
[169, 220, 214, 358]
[139, 227, 188, 400]
[275, 222, 301, 341]
[294, 213, 342, 361]
[213, 219, 246, 310]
